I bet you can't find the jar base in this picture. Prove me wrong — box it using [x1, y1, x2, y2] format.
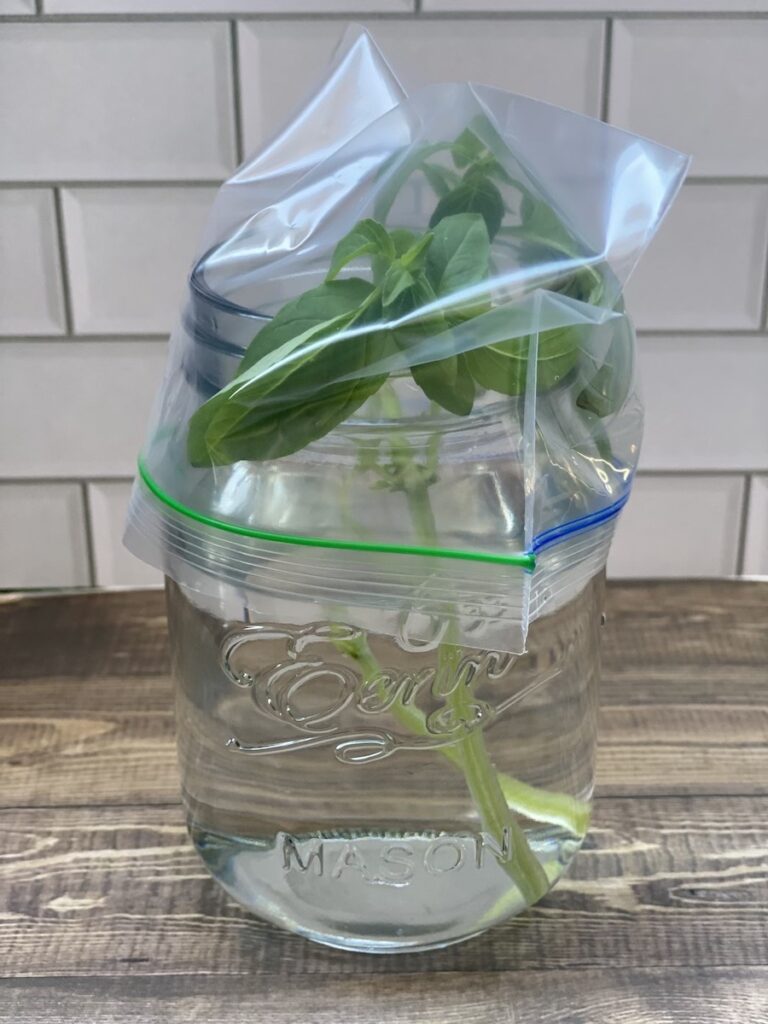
[190, 823, 581, 953]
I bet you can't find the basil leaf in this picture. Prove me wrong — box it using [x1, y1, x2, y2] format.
[422, 162, 461, 198]
[451, 120, 519, 187]
[196, 357, 389, 464]
[390, 229, 419, 255]
[388, 275, 475, 416]
[372, 228, 418, 283]
[188, 278, 379, 465]
[381, 264, 415, 308]
[400, 231, 434, 269]
[576, 314, 633, 418]
[326, 219, 394, 282]
[237, 277, 374, 375]
[412, 353, 475, 416]
[426, 213, 490, 296]
[429, 171, 505, 240]
[451, 126, 487, 169]
[467, 326, 582, 397]
[516, 196, 579, 258]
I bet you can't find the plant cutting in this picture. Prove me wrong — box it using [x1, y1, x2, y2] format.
[125, 29, 688, 952]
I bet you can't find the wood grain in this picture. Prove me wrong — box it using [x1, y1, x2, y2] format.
[1, 582, 766, 1022]
[2, 969, 767, 1024]
[0, 798, 766, 979]
[0, 591, 168, 681]
[1, 582, 766, 808]
[2, 694, 765, 807]
[2, 580, 766, 687]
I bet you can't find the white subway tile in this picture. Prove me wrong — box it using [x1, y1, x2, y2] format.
[743, 475, 768, 575]
[0, 0, 35, 13]
[0, 341, 166, 478]
[87, 481, 162, 587]
[638, 337, 768, 472]
[0, 23, 234, 181]
[62, 187, 215, 335]
[0, 482, 89, 588]
[46, 0, 410, 9]
[238, 20, 604, 154]
[610, 20, 768, 177]
[608, 475, 744, 578]
[624, 185, 768, 331]
[424, 1, 768, 10]
[0, 190, 66, 336]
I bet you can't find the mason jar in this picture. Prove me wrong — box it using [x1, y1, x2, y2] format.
[167, 531, 603, 954]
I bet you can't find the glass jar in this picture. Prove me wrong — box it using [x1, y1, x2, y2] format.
[168, 566, 602, 953]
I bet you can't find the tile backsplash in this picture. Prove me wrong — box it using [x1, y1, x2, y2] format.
[0, 3, 765, 587]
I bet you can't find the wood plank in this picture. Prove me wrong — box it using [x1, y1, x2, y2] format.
[2, 693, 765, 807]
[2, 968, 767, 1024]
[0, 591, 168, 681]
[1, 798, 765, 979]
[2, 581, 766, 695]
[1, 582, 765, 808]
[601, 580, 768, 705]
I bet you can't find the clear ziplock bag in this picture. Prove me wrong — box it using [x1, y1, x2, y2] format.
[125, 29, 689, 654]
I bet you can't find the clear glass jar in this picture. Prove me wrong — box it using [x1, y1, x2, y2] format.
[168, 567, 602, 953]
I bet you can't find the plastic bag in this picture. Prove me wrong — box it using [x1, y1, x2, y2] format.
[125, 28, 689, 653]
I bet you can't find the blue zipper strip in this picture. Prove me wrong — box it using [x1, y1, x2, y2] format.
[532, 491, 630, 554]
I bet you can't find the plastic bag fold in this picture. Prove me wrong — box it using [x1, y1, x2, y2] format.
[125, 28, 689, 652]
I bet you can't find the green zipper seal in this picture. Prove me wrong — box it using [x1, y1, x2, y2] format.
[138, 458, 536, 572]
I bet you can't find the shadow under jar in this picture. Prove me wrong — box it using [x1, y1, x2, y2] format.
[168, 563, 602, 953]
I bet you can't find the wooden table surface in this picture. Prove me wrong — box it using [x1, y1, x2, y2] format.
[1, 581, 767, 1023]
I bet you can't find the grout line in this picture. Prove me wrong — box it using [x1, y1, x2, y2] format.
[637, 329, 768, 340]
[1, 12, 768, 24]
[599, 17, 612, 124]
[0, 180, 224, 190]
[79, 481, 98, 588]
[51, 187, 75, 335]
[2, 177, 767, 192]
[0, 475, 136, 486]
[759, 225, 768, 332]
[3, 470, 766, 487]
[735, 474, 753, 576]
[634, 469, 768, 478]
[3, 330, 767, 343]
[229, 20, 245, 167]
[0, 334, 169, 343]
[685, 175, 768, 186]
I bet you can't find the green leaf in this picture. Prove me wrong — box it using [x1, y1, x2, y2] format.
[372, 229, 418, 284]
[237, 277, 374, 375]
[425, 213, 490, 296]
[429, 171, 505, 240]
[411, 353, 475, 416]
[451, 120, 520, 188]
[516, 195, 579, 258]
[422, 162, 461, 198]
[326, 219, 394, 282]
[187, 278, 383, 465]
[381, 264, 415, 308]
[400, 231, 434, 269]
[576, 314, 633, 418]
[390, 229, 419, 256]
[467, 326, 582, 397]
[451, 126, 487, 169]
[198, 363, 389, 465]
